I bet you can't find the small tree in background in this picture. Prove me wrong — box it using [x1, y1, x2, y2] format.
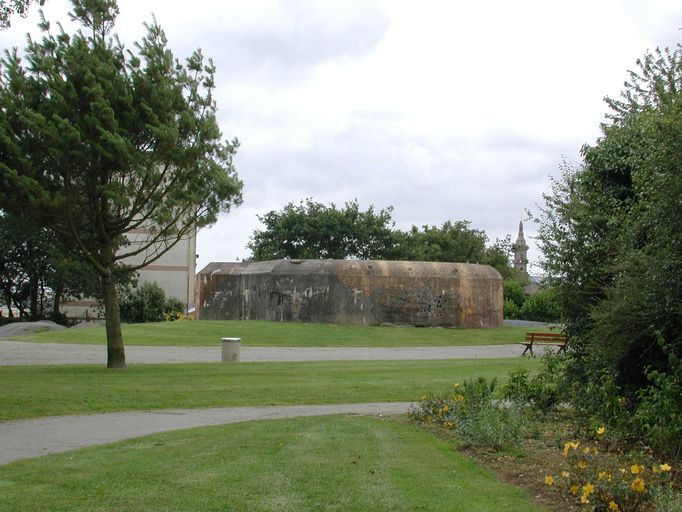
[248, 199, 396, 260]
[249, 199, 517, 279]
[118, 281, 183, 323]
[0, 209, 102, 321]
[0, 0, 242, 367]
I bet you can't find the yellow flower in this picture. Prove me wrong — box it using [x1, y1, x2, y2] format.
[583, 447, 591, 454]
[596, 426, 606, 435]
[560, 471, 570, 478]
[444, 421, 454, 430]
[582, 483, 595, 496]
[631, 477, 645, 493]
[598, 471, 612, 481]
[454, 394, 464, 402]
[580, 495, 590, 504]
[544, 475, 554, 486]
[577, 460, 588, 470]
[441, 404, 449, 412]
[630, 464, 644, 475]
[660, 463, 672, 472]
[420, 395, 427, 401]
[563, 441, 579, 457]
[453, 382, 461, 389]
[608, 501, 619, 511]
[569, 485, 579, 495]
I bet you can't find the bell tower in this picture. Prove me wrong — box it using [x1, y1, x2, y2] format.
[513, 221, 528, 274]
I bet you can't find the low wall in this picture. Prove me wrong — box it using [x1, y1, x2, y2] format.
[196, 259, 503, 328]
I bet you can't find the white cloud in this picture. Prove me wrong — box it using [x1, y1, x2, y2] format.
[2, 0, 680, 272]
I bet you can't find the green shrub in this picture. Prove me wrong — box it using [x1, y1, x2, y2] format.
[519, 287, 561, 322]
[634, 356, 682, 461]
[119, 282, 185, 323]
[503, 280, 526, 309]
[163, 297, 185, 321]
[503, 352, 569, 413]
[504, 298, 522, 319]
[409, 377, 524, 450]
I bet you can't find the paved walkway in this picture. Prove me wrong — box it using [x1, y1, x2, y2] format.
[0, 341, 525, 365]
[0, 402, 412, 465]
[0, 340, 530, 466]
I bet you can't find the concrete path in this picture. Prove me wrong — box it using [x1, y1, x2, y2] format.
[0, 340, 525, 365]
[0, 402, 412, 465]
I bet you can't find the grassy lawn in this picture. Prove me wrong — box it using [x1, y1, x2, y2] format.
[19, 319, 543, 347]
[0, 415, 548, 512]
[0, 358, 539, 421]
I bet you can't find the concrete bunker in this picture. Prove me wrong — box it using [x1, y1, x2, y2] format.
[196, 259, 503, 328]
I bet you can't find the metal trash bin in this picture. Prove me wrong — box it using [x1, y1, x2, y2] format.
[221, 337, 241, 362]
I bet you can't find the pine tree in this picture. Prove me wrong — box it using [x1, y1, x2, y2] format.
[0, 0, 243, 367]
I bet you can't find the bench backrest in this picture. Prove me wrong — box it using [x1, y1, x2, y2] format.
[525, 332, 566, 343]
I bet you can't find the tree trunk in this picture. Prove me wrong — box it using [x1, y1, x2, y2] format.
[52, 284, 63, 321]
[29, 275, 39, 321]
[101, 273, 126, 368]
[3, 288, 13, 317]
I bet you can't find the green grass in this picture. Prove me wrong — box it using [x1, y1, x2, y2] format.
[0, 358, 539, 420]
[19, 319, 541, 347]
[0, 415, 548, 511]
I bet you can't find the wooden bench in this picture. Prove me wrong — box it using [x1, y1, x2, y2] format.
[520, 332, 567, 356]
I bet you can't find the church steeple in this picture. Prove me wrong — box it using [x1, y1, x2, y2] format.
[513, 221, 528, 274]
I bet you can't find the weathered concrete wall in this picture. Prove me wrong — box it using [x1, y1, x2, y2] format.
[196, 259, 503, 328]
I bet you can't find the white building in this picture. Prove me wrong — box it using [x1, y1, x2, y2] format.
[61, 228, 197, 319]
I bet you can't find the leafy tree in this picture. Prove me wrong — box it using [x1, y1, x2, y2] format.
[0, 211, 46, 318]
[518, 287, 560, 323]
[482, 235, 520, 280]
[392, 221, 488, 263]
[0, 0, 44, 28]
[248, 199, 395, 260]
[0, 0, 242, 367]
[249, 199, 516, 278]
[503, 280, 526, 311]
[535, 43, 682, 453]
[0, 210, 104, 321]
[392, 222, 516, 278]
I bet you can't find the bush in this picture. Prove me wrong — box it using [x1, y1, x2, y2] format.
[503, 352, 570, 413]
[163, 297, 185, 321]
[633, 351, 682, 461]
[504, 280, 526, 309]
[409, 377, 524, 450]
[119, 282, 185, 323]
[504, 298, 522, 319]
[519, 287, 561, 322]
[545, 428, 675, 512]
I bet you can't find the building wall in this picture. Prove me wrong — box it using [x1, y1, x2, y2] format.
[61, 228, 196, 319]
[196, 259, 503, 328]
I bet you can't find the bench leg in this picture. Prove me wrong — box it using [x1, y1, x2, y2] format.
[521, 344, 531, 356]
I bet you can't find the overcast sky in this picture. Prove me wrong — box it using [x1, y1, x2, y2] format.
[2, 0, 680, 273]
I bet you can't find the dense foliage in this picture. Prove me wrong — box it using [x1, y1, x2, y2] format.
[118, 281, 183, 323]
[248, 199, 395, 260]
[0, 210, 100, 321]
[0, 0, 242, 366]
[248, 199, 517, 278]
[536, 44, 682, 459]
